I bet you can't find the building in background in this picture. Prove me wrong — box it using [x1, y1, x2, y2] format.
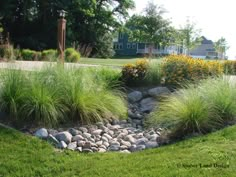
[113, 33, 185, 57]
[113, 33, 220, 59]
[189, 36, 218, 59]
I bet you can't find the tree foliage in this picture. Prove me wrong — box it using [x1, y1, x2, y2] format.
[214, 37, 229, 59]
[174, 19, 202, 55]
[125, 1, 174, 56]
[0, 0, 134, 57]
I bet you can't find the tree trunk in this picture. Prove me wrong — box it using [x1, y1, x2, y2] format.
[148, 44, 154, 58]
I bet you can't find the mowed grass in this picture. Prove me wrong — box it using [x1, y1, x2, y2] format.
[79, 58, 163, 66]
[0, 125, 236, 177]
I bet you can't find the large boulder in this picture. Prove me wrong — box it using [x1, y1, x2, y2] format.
[55, 131, 72, 144]
[148, 87, 170, 98]
[140, 97, 158, 113]
[34, 128, 48, 139]
[128, 91, 143, 103]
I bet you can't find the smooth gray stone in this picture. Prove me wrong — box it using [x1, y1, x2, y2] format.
[55, 132, 72, 144]
[34, 128, 48, 139]
[128, 91, 143, 103]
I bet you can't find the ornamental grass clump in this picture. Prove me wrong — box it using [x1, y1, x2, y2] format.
[149, 87, 218, 138]
[144, 60, 162, 85]
[39, 67, 127, 124]
[90, 67, 123, 90]
[0, 69, 27, 120]
[149, 77, 236, 139]
[20, 72, 66, 126]
[0, 67, 127, 126]
[199, 77, 236, 124]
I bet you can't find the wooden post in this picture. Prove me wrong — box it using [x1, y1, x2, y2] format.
[58, 18, 66, 64]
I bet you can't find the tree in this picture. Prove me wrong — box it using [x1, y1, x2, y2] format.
[0, 0, 135, 56]
[214, 37, 229, 59]
[175, 19, 202, 55]
[125, 1, 173, 57]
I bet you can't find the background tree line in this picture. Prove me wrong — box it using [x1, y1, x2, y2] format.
[0, 0, 229, 58]
[0, 0, 134, 58]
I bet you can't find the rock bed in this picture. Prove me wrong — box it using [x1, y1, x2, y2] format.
[34, 120, 162, 153]
[34, 86, 170, 153]
[127, 86, 170, 128]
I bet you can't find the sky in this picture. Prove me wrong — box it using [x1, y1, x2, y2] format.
[130, 0, 236, 59]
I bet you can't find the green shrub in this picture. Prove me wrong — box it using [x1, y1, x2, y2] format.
[0, 45, 15, 60]
[41, 49, 58, 61]
[21, 49, 41, 61]
[223, 60, 236, 75]
[14, 49, 21, 60]
[65, 48, 81, 62]
[122, 59, 149, 86]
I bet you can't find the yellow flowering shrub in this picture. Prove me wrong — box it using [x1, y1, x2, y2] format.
[122, 59, 149, 85]
[162, 55, 223, 86]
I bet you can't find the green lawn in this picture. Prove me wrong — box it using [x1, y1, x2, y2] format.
[0, 125, 235, 177]
[79, 58, 163, 66]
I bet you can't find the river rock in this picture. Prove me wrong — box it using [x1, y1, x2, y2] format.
[148, 87, 170, 97]
[103, 141, 110, 148]
[96, 141, 103, 147]
[92, 129, 103, 136]
[67, 142, 77, 151]
[101, 136, 108, 142]
[83, 142, 91, 149]
[68, 128, 81, 136]
[98, 148, 106, 153]
[136, 138, 148, 146]
[146, 141, 158, 149]
[72, 135, 85, 142]
[79, 127, 88, 133]
[55, 132, 72, 144]
[128, 91, 143, 103]
[34, 128, 48, 139]
[91, 147, 98, 152]
[83, 148, 93, 153]
[103, 133, 112, 140]
[140, 97, 158, 113]
[83, 133, 92, 139]
[77, 141, 85, 147]
[120, 140, 131, 148]
[57, 141, 67, 149]
[124, 135, 136, 144]
[47, 134, 59, 145]
[76, 147, 83, 152]
[121, 150, 131, 153]
[120, 145, 128, 150]
[109, 144, 120, 151]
